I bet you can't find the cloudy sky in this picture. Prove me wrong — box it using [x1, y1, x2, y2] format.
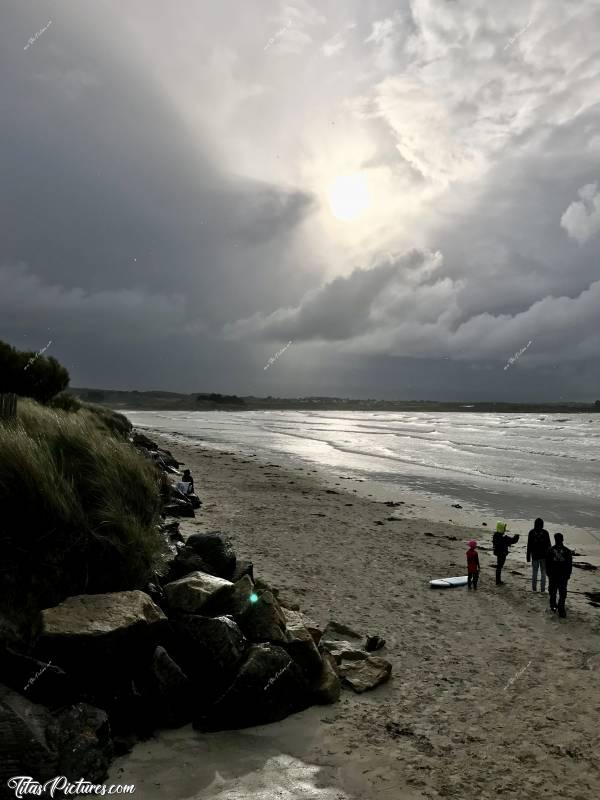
[2, 0, 599, 400]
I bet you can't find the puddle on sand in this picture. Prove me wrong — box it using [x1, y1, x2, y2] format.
[109, 708, 358, 800]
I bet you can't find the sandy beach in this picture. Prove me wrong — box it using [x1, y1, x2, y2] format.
[112, 433, 600, 800]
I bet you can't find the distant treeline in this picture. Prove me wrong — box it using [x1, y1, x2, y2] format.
[70, 388, 600, 414]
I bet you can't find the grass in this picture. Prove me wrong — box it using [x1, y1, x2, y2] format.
[0, 399, 163, 626]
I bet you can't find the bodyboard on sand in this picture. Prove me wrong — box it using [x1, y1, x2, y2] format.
[430, 576, 468, 589]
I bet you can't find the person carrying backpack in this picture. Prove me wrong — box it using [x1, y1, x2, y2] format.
[526, 517, 551, 592]
[546, 532, 573, 618]
[492, 522, 520, 585]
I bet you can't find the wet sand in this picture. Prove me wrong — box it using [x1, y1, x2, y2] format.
[111, 434, 600, 800]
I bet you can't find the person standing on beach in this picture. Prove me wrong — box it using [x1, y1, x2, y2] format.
[526, 518, 551, 592]
[466, 539, 480, 590]
[546, 532, 572, 618]
[492, 522, 520, 585]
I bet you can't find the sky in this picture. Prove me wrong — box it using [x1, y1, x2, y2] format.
[1, 0, 600, 401]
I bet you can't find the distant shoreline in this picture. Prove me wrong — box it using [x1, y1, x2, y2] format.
[70, 388, 600, 415]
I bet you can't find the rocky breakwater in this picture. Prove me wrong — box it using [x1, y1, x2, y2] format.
[1, 528, 392, 789]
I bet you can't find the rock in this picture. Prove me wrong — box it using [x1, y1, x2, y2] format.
[452, 504, 463, 509]
[338, 655, 392, 693]
[384, 501, 404, 507]
[322, 642, 369, 663]
[184, 532, 236, 580]
[160, 520, 181, 537]
[37, 591, 166, 699]
[0, 687, 113, 787]
[231, 559, 254, 583]
[163, 499, 195, 518]
[47, 703, 113, 783]
[237, 591, 288, 644]
[132, 432, 158, 450]
[321, 621, 362, 646]
[312, 652, 341, 705]
[254, 577, 278, 596]
[188, 494, 202, 509]
[145, 646, 192, 728]
[145, 581, 166, 609]
[164, 571, 234, 616]
[169, 615, 246, 687]
[281, 610, 322, 645]
[0, 647, 75, 708]
[281, 609, 322, 680]
[320, 621, 368, 664]
[165, 547, 212, 582]
[365, 636, 386, 652]
[158, 448, 180, 468]
[283, 609, 321, 643]
[202, 575, 255, 617]
[0, 684, 57, 785]
[170, 485, 193, 504]
[195, 644, 310, 731]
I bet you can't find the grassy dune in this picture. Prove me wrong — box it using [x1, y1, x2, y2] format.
[0, 399, 164, 637]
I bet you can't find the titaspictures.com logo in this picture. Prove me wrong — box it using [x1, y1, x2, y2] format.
[6, 777, 135, 797]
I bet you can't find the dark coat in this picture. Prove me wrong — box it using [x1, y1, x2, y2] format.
[527, 528, 551, 561]
[546, 544, 572, 580]
[493, 533, 519, 556]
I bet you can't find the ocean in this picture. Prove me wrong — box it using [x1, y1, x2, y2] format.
[125, 410, 600, 556]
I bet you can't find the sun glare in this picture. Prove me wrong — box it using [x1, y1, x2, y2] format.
[327, 173, 371, 221]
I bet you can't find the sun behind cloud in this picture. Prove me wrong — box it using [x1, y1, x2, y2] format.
[327, 172, 371, 221]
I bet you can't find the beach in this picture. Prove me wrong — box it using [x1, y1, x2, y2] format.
[111, 429, 600, 800]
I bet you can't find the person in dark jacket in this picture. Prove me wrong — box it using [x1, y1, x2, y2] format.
[546, 532, 572, 618]
[492, 522, 520, 585]
[181, 469, 194, 494]
[526, 518, 551, 592]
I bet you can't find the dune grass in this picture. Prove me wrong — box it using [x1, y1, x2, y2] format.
[0, 399, 163, 623]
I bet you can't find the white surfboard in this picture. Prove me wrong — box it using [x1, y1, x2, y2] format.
[430, 576, 469, 589]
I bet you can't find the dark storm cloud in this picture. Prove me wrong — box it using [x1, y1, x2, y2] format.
[2, 0, 599, 399]
[1, 1, 314, 344]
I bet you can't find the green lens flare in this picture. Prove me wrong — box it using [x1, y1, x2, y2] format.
[249, 593, 258, 603]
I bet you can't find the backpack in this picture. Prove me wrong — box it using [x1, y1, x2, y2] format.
[493, 532, 503, 555]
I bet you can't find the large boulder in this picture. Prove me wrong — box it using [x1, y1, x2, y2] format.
[188, 494, 202, 510]
[132, 432, 158, 450]
[194, 644, 311, 731]
[184, 532, 236, 580]
[312, 652, 341, 705]
[163, 547, 212, 583]
[281, 609, 323, 680]
[47, 703, 113, 782]
[169, 615, 246, 689]
[143, 646, 192, 728]
[338, 656, 392, 693]
[0, 684, 57, 785]
[237, 591, 288, 644]
[163, 499, 195, 518]
[202, 575, 255, 617]
[0, 687, 112, 789]
[36, 591, 166, 700]
[163, 572, 234, 615]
